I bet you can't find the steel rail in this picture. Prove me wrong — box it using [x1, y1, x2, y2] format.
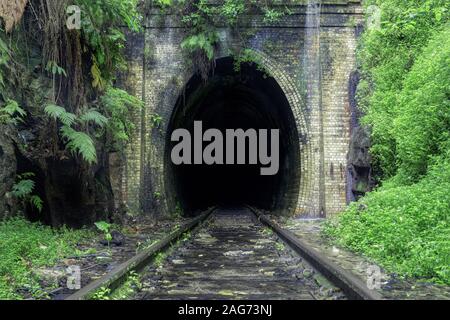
[248, 207, 384, 300]
[65, 207, 215, 300]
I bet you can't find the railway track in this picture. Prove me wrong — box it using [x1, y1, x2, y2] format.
[67, 207, 382, 301]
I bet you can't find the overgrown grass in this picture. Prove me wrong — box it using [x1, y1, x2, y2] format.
[324, 157, 450, 285]
[0, 218, 94, 300]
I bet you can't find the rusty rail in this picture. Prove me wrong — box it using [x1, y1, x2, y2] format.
[65, 208, 215, 300]
[249, 207, 384, 300]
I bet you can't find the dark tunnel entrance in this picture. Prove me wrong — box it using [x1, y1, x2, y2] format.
[165, 57, 301, 216]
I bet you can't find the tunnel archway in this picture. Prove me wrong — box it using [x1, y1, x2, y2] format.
[165, 57, 301, 216]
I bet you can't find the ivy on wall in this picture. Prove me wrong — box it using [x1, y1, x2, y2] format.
[153, 0, 297, 79]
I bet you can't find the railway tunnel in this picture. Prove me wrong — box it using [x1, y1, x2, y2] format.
[165, 57, 301, 216]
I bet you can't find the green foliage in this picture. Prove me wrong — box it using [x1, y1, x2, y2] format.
[153, 191, 162, 200]
[44, 104, 76, 127]
[44, 87, 141, 160]
[173, 202, 183, 219]
[45, 61, 67, 77]
[29, 196, 44, 213]
[12, 179, 35, 199]
[177, 0, 288, 78]
[75, 0, 142, 86]
[155, 0, 173, 7]
[11, 173, 43, 213]
[232, 49, 266, 73]
[95, 221, 113, 244]
[221, 0, 246, 25]
[328, 0, 450, 286]
[44, 104, 113, 164]
[60, 126, 97, 164]
[0, 37, 11, 90]
[99, 86, 143, 151]
[149, 113, 163, 128]
[392, 27, 450, 183]
[0, 99, 26, 125]
[91, 287, 111, 300]
[181, 31, 219, 61]
[154, 252, 167, 267]
[262, 8, 284, 24]
[109, 271, 142, 300]
[91, 271, 141, 300]
[357, 0, 450, 180]
[324, 155, 450, 285]
[79, 109, 109, 128]
[0, 218, 92, 299]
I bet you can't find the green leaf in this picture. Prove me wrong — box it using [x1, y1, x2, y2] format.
[79, 109, 109, 127]
[12, 180, 35, 199]
[60, 126, 97, 164]
[45, 105, 77, 127]
[30, 196, 44, 213]
[0, 100, 27, 124]
[45, 61, 67, 77]
[95, 221, 111, 233]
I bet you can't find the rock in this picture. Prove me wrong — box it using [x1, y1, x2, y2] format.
[100, 230, 126, 246]
[0, 127, 17, 220]
[223, 250, 255, 257]
[347, 126, 374, 201]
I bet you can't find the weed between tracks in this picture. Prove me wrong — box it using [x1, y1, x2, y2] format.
[90, 228, 195, 300]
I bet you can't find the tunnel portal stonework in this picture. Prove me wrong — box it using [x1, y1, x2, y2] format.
[118, 1, 364, 218]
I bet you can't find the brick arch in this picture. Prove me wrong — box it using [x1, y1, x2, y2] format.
[161, 52, 313, 215]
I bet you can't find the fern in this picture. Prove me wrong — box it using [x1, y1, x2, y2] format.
[11, 173, 43, 213]
[80, 109, 108, 127]
[30, 196, 44, 213]
[61, 126, 97, 164]
[18, 172, 35, 179]
[181, 32, 218, 60]
[44, 104, 101, 164]
[12, 179, 35, 199]
[45, 104, 76, 127]
[91, 62, 106, 90]
[0, 99, 27, 125]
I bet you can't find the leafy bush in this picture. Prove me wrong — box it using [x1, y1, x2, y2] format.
[392, 27, 450, 183]
[327, 1, 450, 285]
[358, 0, 449, 180]
[0, 218, 93, 299]
[324, 155, 450, 285]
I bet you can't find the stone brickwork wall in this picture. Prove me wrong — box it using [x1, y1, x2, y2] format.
[120, 1, 364, 218]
